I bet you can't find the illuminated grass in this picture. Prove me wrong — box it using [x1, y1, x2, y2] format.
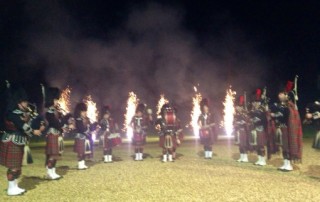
[0, 138, 319, 201]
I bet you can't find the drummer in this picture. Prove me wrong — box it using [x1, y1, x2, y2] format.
[99, 106, 120, 163]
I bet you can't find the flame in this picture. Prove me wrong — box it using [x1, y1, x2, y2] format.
[124, 92, 139, 140]
[58, 86, 71, 115]
[223, 87, 236, 136]
[156, 94, 168, 117]
[84, 95, 98, 141]
[191, 87, 202, 138]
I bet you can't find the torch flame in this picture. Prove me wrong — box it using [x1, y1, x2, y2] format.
[58, 86, 71, 115]
[84, 95, 98, 141]
[84, 95, 98, 123]
[223, 87, 236, 137]
[156, 94, 168, 117]
[194, 86, 197, 92]
[124, 92, 139, 140]
[191, 86, 202, 138]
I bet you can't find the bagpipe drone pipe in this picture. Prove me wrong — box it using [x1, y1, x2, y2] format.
[27, 103, 46, 132]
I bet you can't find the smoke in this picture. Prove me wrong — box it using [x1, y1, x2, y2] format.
[22, 1, 269, 122]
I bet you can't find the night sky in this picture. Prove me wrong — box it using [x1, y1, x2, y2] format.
[1, 0, 320, 124]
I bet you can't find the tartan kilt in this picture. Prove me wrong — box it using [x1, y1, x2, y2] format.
[266, 118, 279, 156]
[132, 133, 146, 146]
[235, 129, 248, 148]
[280, 127, 289, 153]
[200, 129, 214, 146]
[104, 138, 113, 150]
[159, 134, 178, 149]
[256, 130, 266, 147]
[45, 133, 60, 157]
[73, 138, 85, 156]
[288, 103, 303, 161]
[0, 141, 24, 169]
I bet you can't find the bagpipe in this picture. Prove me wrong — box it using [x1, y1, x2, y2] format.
[21, 103, 44, 166]
[269, 102, 283, 114]
[199, 123, 215, 139]
[4, 80, 46, 133]
[285, 75, 299, 110]
[261, 87, 270, 111]
[304, 101, 320, 124]
[26, 102, 46, 132]
[200, 123, 215, 130]
[132, 117, 148, 134]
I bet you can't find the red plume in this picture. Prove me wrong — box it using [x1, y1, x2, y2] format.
[239, 95, 244, 106]
[256, 89, 262, 101]
[285, 81, 294, 92]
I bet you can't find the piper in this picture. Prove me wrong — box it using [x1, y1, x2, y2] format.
[234, 95, 250, 163]
[44, 87, 73, 179]
[73, 102, 96, 170]
[249, 89, 267, 166]
[271, 79, 303, 171]
[99, 106, 120, 163]
[0, 85, 44, 196]
[198, 98, 215, 159]
[131, 103, 148, 161]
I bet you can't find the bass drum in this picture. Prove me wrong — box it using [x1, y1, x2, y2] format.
[164, 110, 176, 130]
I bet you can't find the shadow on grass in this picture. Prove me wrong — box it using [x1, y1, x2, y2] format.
[112, 156, 124, 162]
[19, 176, 48, 191]
[129, 153, 154, 160]
[174, 153, 184, 160]
[56, 166, 70, 176]
[304, 165, 320, 179]
[85, 159, 101, 167]
[231, 153, 240, 161]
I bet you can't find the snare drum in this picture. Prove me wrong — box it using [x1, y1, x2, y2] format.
[107, 133, 122, 147]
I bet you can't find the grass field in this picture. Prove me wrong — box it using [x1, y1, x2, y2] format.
[0, 136, 320, 201]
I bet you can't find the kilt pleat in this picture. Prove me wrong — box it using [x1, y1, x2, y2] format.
[0, 141, 24, 169]
[132, 133, 146, 146]
[45, 133, 60, 156]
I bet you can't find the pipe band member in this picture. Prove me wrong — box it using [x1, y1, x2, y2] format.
[131, 103, 147, 161]
[99, 105, 120, 163]
[0, 86, 43, 196]
[198, 98, 215, 159]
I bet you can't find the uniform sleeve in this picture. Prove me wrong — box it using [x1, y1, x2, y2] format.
[76, 119, 87, 133]
[7, 112, 33, 137]
[46, 111, 64, 130]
